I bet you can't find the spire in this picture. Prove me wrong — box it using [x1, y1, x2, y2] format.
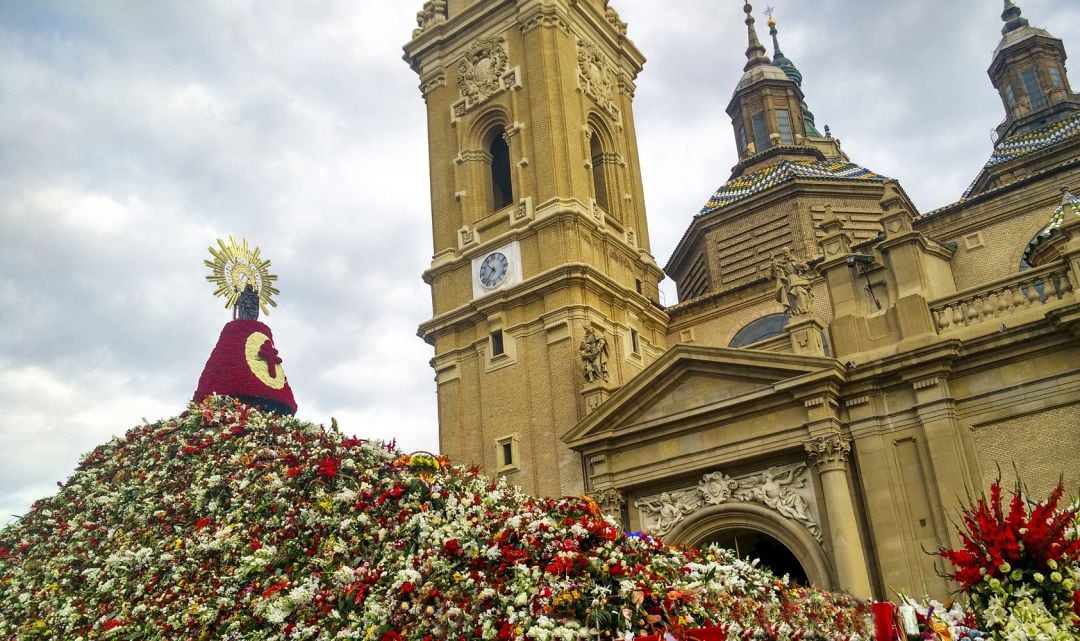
[768, 17, 801, 86]
[743, 2, 771, 72]
[768, 15, 822, 138]
[1001, 0, 1029, 35]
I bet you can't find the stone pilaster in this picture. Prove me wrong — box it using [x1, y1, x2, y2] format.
[805, 433, 873, 598]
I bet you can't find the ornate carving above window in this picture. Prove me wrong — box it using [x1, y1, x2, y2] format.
[451, 38, 520, 122]
[633, 464, 821, 542]
[577, 40, 620, 118]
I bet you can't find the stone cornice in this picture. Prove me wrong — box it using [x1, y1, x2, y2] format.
[418, 261, 669, 345]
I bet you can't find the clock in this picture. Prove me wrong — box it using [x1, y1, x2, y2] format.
[471, 241, 521, 298]
[478, 251, 510, 289]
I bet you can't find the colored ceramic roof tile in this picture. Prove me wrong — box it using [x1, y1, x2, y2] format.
[964, 112, 1080, 197]
[1022, 189, 1080, 264]
[699, 159, 887, 216]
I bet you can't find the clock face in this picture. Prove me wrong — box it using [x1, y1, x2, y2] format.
[479, 251, 510, 288]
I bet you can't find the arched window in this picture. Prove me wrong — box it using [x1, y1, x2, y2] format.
[590, 133, 609, 212]
[728, 314, 788, 347]
[488, 127, 513, 211]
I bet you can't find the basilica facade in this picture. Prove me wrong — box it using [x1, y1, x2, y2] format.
[404, 0, 1080, 600]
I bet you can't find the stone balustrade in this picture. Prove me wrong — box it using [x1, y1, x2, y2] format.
[930, 261, 1075, 333]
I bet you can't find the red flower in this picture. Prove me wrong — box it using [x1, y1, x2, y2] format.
[102, 619, 125, 630]
[444, 538, 463, 557]
[194, 517, 211, 531]
[400, 581, 415, 595]
[380, 630, 403, 641]
[317, 455, 339, 480]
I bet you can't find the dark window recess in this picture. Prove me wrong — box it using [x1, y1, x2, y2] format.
[1021, 69, 1046, 110]
[751, 112, 770, 151]
[1048, 66, 1063, 89]
[737, 125, 748, 153]
[491, 330, 505, 356]
[590, 135, 609, 212]
[501, 441, 513, 465]
[630, 329, 640, 354]
[490, 129, 513, 210]
[775, 109, 795, 145]
[635, 278, 643, 294]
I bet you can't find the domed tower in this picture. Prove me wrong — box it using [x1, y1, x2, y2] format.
[966, 0, 1080, 197]
[664, 5, 909, 353]
[403, 0, 668, 497]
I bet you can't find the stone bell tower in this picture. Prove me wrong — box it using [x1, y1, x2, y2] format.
[404, 0, 668, 496]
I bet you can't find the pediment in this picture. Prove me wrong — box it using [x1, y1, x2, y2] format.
[563, 344, 841, 447]
[633, 372, 772, 424]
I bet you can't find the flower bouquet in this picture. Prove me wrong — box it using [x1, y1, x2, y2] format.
[938, 479, 1080, 640]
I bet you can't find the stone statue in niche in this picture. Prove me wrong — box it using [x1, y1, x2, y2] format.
[733, 464, 820, 540]
[771, 248, 814, 316]
[579, 327, 609, 383]
[457, 38, 509, 107]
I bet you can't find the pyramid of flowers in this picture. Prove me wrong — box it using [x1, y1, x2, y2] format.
[0, 397, 872, 640]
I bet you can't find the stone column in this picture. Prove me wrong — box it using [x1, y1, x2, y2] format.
[805, 433, 874, 598]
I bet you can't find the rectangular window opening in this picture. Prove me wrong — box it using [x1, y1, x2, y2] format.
[1004, 83, 1017, 106]
[737, 125, 748, 153]
[490, 330, 505, 357]
[631, 328, 640, 354]
[1021, 69, 1046, 110]
[501, 441, 513, 466]
[750, 112, 770, 152]
[635, 278, 642, 294]
[1048, 66, 1063, 89]
[775, 109, 795, 145]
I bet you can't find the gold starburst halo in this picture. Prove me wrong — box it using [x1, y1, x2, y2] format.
[204, 236, 279, 316]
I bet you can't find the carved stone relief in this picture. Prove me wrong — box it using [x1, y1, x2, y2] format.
[458, 38, 509, 106]
[452, 38, 519, 121]
[634, 464, 821, 542]
[591, 487, 626, 518]
[577, 40, 619, 117]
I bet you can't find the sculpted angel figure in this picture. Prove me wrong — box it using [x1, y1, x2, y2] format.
[579, 327, 609, 383]
[735, 465, 820, 540]
[634, 490, 699, 535]
[771, 249, 814, 316]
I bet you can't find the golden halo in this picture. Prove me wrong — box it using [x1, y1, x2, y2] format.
[204, 236, 280, 316]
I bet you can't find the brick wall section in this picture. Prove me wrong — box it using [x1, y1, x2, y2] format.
[971, 405, 1080, 498]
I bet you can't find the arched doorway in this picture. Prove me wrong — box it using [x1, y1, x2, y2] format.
[667, 502, 834, 589]
[701, 528, 809, 585]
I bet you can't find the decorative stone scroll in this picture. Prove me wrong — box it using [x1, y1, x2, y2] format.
[577, 40, 620, 118]
[451, 38, 520, 121]
[634, 464, 821, 542]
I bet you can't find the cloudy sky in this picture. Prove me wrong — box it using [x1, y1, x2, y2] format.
[1, 0, 1077, 523]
